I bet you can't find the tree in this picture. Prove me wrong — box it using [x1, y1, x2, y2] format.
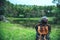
[0, 0, 6, 21]
[52, 0, 60, 24]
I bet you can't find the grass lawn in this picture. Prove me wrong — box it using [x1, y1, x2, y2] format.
[0, 21, 60, 40]
[7, 17, 54, 21]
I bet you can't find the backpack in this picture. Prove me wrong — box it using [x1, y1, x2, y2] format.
[38, 25, 48, 35]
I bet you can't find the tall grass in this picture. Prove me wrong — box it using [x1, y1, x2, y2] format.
[0, 22, 36, 40]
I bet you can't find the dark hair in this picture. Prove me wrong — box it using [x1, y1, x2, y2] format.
[41, 19, 48, 24]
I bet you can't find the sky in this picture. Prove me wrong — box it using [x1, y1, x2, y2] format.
[8, 0, 56, 6]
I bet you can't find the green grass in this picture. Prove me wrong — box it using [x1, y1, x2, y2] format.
[0, 22, 36, 40]
[0, 21, 60, 40]
[7, 17, 54, 21]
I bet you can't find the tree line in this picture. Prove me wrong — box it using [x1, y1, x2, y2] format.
[0, 0, 60, 24]
[3, 1, 57, 18]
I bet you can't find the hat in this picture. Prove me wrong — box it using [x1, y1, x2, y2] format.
[40, 16, 48, 24]
[42, 16, 48, 19]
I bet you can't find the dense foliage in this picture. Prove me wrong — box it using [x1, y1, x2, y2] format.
[3, 1, 56, 17]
